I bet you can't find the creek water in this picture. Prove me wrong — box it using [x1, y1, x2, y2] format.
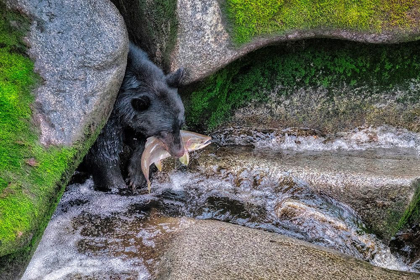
[22, 126, 420, 279]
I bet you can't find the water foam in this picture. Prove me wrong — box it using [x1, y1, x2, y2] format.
[22, 180, 155, 280]
[260, 126, 420, 152]
[213, 126, 420, 153]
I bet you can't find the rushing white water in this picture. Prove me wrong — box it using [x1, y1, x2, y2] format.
[213, 126, 420, 153]
[22, 181, 185, 280]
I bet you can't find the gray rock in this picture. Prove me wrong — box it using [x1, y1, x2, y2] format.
[170, 0, 420, 83]
[172, 0, 239, 84]
[156, 220, 420, 280]
[5, 0, 128, 146]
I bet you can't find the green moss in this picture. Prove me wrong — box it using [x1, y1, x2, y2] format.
[397, 180, 420, 232]
[185, 39, 420, 131]
[223, 0, 420, 44]
[0, 1, 101, 261]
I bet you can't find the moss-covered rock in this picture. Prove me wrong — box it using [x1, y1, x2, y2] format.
[0, 0, 128, 278]
[0, 1, 42, 257]
[225, 0, 420, 44]
[397, 180, 420, 230]
[109, 1, 420, 83]
[167, 0, 420, 83]
[184, 39, 420, 133]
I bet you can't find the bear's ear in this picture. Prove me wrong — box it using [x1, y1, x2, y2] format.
[166, 68, 185, 88]
[131, 96, 151, 111]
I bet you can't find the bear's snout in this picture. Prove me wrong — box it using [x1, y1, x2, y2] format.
[170, 145, 185, 158]
[159, 132, 185, 158]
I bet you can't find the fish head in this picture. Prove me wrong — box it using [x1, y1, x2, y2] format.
[181, 131, 212, 152]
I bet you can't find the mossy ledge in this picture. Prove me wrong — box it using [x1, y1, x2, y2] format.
[171, 0, 420, 84]
[0, 4, 106, 277]
[184, 39, 420, 133]
[223, 0, 420, 45]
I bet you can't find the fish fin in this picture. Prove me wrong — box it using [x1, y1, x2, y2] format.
[179, 152, 190, 165]
[155, 161, 163, 171]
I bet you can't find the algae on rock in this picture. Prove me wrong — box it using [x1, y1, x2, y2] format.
[224, 0, 420, 44]
[184, 39, 420, 133]
[0, 4, 78, 277]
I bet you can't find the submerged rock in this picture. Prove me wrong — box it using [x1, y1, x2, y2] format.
[23, 176, 417, 278]
[21, 179, 194, 279]
[156, 220, 420, 280]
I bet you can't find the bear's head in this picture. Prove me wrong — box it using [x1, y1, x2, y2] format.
[117, 44, 185, 158]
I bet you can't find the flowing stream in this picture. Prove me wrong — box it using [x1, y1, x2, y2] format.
[23, 126, 420, 279]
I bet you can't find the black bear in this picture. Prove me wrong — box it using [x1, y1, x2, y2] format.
[85, 43, 185, 192]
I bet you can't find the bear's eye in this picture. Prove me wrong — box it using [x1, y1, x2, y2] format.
[131, 96, 150, 111]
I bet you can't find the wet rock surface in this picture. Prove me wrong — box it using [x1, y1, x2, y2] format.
[23, 177, 417, 279]
[156, 220, 420, 280]
[227, 82, 420, 134]
[153, 173, 388, 264]
[22, 180, 195, 279]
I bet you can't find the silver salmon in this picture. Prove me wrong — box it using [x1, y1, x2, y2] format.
[141, 130, 211, 192]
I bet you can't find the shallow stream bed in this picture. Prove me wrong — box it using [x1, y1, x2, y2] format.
[22, 126, 420, 279]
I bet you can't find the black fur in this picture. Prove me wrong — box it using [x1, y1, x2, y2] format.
[85, 43, 185, 192]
